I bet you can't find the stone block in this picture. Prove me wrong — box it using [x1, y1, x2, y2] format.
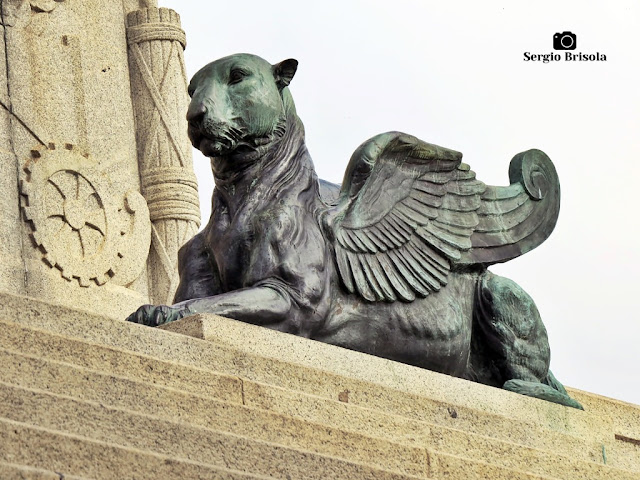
[2, 293, 639, 477]
[162, 314, 611, 440]
[0, 382, 429, 478]
[1, 319, 619, 476]
[0, 419, 275, 480]
[0, 344, 635, 480]
[0, 462, 86, 480]
[0, 294, 603, 450]
[0, 1, 155, 315]
[0, 327, 621, 478]
[0, 347, 242, 415]
[0, 318, 242, 401]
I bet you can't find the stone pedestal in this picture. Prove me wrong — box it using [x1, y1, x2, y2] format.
[0, 292, 638, 479]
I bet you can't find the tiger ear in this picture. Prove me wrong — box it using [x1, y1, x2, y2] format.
[272, 59, 298, 90]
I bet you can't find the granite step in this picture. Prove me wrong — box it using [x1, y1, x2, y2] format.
[0, 384, 563, 480]
[0, 337, 636, 479]
[163, 314, 614, 439]
[0, 318, 245, 403]
[0, 295, 604, 433]
[0, 318, 613, 468]
[0, 380, 429, 478]
[0, 303, 615, 446]
[0, 462, 87, 480]
[242, 382, 636, 480]
[568, 388, 640, 472]
[0, 319, 604, 465]
[0, 418, 276, 480]
[1, 294, 637, 475]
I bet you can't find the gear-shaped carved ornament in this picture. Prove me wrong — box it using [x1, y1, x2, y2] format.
[20, 143, 150, 287]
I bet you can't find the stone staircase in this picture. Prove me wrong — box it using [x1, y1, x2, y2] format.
[0, 292, 638, 479]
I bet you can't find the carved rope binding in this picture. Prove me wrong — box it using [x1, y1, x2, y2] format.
[126, 22, 186, 49]
[142, 167, 200, 224]
[125, 8, 199, 227]
[126, 7, 186, 47]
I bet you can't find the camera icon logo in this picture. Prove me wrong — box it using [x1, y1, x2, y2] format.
[553, 31, 577, 50]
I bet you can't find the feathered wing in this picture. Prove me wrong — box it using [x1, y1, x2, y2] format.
[329, 134, 561, 303]
[329, 132, 486, 302]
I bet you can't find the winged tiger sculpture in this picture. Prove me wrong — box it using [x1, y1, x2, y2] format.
[127, 53, 581, 409]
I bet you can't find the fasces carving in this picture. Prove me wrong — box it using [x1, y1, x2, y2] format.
[126, 7, 200, 305]
[20, 144, 151, 287]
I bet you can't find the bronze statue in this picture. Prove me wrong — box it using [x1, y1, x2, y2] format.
[127, 53, 581, 409]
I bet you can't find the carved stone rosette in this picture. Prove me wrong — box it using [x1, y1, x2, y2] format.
[126, 7, 200, 305]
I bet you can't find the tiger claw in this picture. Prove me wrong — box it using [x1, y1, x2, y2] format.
[126, 304, 190, 327]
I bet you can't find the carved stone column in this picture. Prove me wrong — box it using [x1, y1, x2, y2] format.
[126, 8, 200, 305]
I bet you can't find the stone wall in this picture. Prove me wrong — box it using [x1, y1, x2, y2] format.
[0, 0, 198, 319]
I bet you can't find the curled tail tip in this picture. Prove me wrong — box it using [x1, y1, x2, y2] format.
[461, 148, 561, 266]
[508, 149, 560, 202]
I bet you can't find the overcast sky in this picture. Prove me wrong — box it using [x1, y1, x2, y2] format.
[159, 0, 640, 405]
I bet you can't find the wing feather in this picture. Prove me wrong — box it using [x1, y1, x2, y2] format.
[393, 247, 439, 294]
[431, 220, 474, 237]
[361, 229, 388, 251]
[376, 253, 415, 302]
[387, 249, 428, 297]
[402, 197, 439, 218]
[453, 167, 475, 180]
[415, 227, 462, 260]
[432, 209, 480, 229]
[414, 181, 447, 196]
[424, 223, 473, 250]
[395, 203, 435, 224]
[347, 251, 375, 301]
[368, 226, 396, 249]
[352, 229, 378, 253]
[358, 254, 386, 301]
[477, 189, 529, 215]
[350, 229, 373, 252]
[446, 179, 486, 196]
[364, 255, 397, 301]
[409, 190, 443, 208]
[404, 243, 446, 289]
[376, 220, 406, 247]
[418, 172, 450, 184]
[408, 242, 450, 280]
[384, 215, 413, 238]
[337, 229, 360, 252]
[390, 210, 417, 230]
[336, 248, 355, 293]
[475, 200, 535, 233]
[441, 194, 481, 212]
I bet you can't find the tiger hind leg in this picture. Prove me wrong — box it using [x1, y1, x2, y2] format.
[469, 270, 583, 409]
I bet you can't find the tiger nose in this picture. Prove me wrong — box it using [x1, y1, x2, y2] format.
[186, 102, 207, 123]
